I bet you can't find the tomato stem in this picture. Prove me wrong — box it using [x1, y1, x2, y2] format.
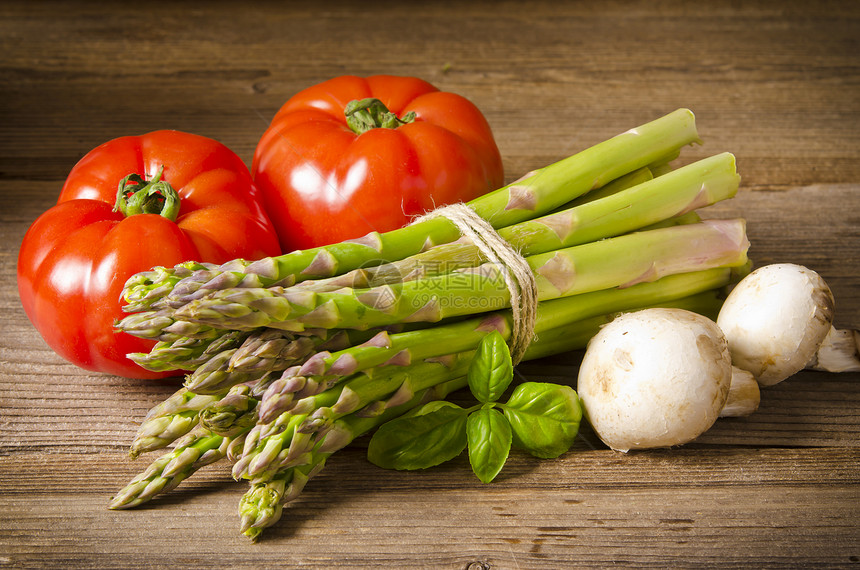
[114, 166, 181, 221]
[344, 98, 417, 135]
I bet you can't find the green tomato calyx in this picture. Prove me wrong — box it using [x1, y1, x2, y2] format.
[114, 166, 181, 221]
[345, 98, 417, 135]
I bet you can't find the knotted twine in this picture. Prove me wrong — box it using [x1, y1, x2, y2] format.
[413, 203, 538, 365]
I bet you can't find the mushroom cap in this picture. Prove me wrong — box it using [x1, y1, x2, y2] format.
[716, 263, 834, 386]
[578, 308, 732, 452]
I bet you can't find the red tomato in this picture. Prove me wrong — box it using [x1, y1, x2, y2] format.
[17, 131, 282, 379]
[252, 75, 504, 251]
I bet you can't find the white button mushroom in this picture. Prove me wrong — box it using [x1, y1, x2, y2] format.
[716, 263, 835, 386]
[577, 308, 733, 452]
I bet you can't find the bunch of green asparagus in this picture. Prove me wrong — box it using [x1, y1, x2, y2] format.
[109, 109, 751, 541]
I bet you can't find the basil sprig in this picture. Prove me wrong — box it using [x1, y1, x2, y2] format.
[367, 331, 582, 483]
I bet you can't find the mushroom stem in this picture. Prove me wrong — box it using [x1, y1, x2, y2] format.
[807, 327, 860, 373]
[719, 367, 760, 418]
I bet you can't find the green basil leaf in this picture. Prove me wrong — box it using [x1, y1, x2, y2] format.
[466, 406, 512, 484]
[501, 382, 582, 459]
[367, 403, 468, 471]
[402, 399, 460, 418]
[467, 330, 514, 404]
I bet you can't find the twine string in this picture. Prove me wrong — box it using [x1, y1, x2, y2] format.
[414, 203, 538, 364]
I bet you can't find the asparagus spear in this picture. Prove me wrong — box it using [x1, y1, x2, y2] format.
[137, 386, 221, 427]
[237, 375, 469, 541]
[128, 329, 395, 458]
[169, 218, 748, 333]
[127, 329, 252, 372]
[238, 471, 293, 542]
[226, 327, 375, 373]
[114, 396, 266, 508]
[183, 325, 382, 394]
[129, 390, 249, 458]
[120, 109, 702, 313]
[233, 351, 475, 481]
[129, 410, 202, 459]
[122, 260, 218, 312]
[110, 426, 230, 509]
[129, 373, 275, 457]
[199, 383, 261, 437]
[117, 307, 227, 342]
[128, 379, 254, 460]
[498, 152, 738, 253]
[181, 349, 269, 396]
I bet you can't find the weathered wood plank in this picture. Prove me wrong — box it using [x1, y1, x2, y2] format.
[1, 0, 859, 566]
[0, 448, 857, 568]
[1, 1, 859, 185]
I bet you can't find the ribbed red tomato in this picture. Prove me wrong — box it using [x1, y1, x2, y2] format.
[252, 75, 504, 251]
[17, 131, 282, 378]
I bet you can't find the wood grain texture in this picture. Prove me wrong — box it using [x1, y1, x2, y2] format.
[1, 447, 858, 568]
[1, 1, 858, 567]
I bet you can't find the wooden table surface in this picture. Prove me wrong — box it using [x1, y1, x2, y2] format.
[1, 1, 858, 567]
